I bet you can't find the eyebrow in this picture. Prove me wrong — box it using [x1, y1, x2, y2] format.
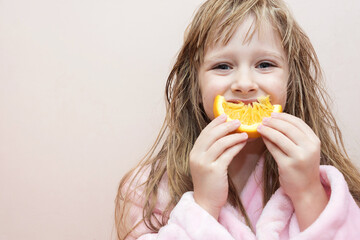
[203, 51, 237, 63]
[259, 50, 286, 62]
[203, 49, 287, 65]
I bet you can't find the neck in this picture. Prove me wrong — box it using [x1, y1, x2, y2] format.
[228, 138, 266, 194]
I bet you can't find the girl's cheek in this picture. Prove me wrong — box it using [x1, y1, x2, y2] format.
[205, 102, 215, 120]
[199, 94, 213, 119]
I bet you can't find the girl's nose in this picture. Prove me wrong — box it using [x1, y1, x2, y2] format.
[231, 72, 258, 94]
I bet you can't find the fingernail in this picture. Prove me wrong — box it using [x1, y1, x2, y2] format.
[232, 119, 240, 126]
[257, 124, 263, 131]
[271, 112, 279, 117]
[218, 113, 227, 120]
[262, 117, 270, 123]
[240, 132, 248, 138]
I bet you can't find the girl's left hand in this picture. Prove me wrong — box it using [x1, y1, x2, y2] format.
[257, 112, 329, 231]
[257, 112, 322, 201]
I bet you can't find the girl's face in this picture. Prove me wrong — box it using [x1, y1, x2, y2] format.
[199, 15, 289, 120]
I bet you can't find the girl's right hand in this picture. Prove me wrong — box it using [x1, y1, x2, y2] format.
[189, 114, 248, 220]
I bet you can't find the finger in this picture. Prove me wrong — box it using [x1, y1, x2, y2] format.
[202, 113, 228, 133]
[197, 119, 241, 152]
[262, 137, 289, 167]
[206, 133, 248, 162]
[257, 124, 297, 156]
[262, 117, 308, 146]
[271, 112, 317, 140]
[216, 140, 247, 167]
[193, 114, 227, 151]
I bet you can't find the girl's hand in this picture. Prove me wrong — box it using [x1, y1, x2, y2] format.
[257, 112, 328, 230]
[190, 114, 248, 220]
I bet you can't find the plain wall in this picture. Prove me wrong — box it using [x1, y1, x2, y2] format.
[0, 0, 359, 239]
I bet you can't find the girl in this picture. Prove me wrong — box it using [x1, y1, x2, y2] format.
[116, 0, 360, 239]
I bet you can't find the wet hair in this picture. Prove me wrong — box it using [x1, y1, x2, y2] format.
[115, 0, 360, 239]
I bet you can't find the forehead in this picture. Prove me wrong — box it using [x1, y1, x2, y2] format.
[204, 14, 285, 58]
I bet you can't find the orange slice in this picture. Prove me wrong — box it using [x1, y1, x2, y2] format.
[213, 95, 282, 138]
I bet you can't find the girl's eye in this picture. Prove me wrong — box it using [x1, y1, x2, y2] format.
[214, 64, 231, 70]
[257, 62, 275, 69]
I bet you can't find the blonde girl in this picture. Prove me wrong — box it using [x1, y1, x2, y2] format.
[116, 0, 360, 239]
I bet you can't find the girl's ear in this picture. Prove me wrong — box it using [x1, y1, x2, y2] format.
[197, 79, 203, 104]
[198, 93, 203, 104]
[197, 88, 203, 104]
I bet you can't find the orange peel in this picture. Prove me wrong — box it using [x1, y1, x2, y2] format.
[213, 95, 282, 138]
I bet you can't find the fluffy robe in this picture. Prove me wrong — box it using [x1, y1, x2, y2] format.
[122, 157, 360, 239]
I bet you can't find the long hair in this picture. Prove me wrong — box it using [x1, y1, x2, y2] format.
[115, 0, 360, 239]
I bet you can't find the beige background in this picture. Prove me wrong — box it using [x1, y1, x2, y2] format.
[0, 0, 359, 239]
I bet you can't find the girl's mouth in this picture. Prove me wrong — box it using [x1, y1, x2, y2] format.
[227, 99, 259, 106]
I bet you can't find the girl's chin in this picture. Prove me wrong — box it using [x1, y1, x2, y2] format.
[245, 136, 264, 143]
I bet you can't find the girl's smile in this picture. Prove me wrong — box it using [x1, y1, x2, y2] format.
[118, 0, 360, 238]
[199, 15, 289, 120]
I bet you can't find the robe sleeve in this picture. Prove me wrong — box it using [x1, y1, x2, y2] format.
[120, 166, 237, 240]
[124, 191, 236, 240]
[288, 165, 360, 239]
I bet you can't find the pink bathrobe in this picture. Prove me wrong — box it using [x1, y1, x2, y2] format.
[123, 157, 360, 239]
